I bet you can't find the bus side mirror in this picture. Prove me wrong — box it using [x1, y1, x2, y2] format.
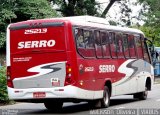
[144, 37, 154, 52]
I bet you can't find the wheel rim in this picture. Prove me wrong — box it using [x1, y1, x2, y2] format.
[144, 87, 148, 97]
[104, 90, 109, 105]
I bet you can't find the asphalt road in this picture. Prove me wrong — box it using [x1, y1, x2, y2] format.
[1, 84, 160, 115]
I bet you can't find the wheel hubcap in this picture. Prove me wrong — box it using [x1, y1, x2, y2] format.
[144, 87, 148, 96]
[104, 91, 109, 105]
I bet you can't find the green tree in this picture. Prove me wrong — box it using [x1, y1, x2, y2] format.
[52, 0, 136, 26]
[138, 0, 160, 27]
[135, 26, 160, 46]
[52, 0, 100, 16]
[52, 0, 128, 18]
[0, 67, 9, 103]
[0, 0, 57, 49]
[137, 0, 160, 46]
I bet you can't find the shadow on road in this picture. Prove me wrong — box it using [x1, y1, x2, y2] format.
[110, 98, 137, 106]
[19, 98, 139, 114]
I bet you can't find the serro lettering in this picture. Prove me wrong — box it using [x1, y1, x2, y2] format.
[99, 65, 115, 73]
[18, 40, 55, 49]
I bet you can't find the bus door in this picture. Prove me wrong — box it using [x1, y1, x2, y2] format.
[75, 28, 95, 99]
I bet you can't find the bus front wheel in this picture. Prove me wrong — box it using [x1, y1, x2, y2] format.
[133, 87, 148, 100]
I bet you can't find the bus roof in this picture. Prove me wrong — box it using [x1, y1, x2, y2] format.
[9, 15, 144, 35]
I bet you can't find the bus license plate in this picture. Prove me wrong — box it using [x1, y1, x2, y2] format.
[33, 92, 46, 98]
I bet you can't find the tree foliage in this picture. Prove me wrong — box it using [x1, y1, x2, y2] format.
[138, 0, 160, 46]
[52, 0, 101, 16]
[0, 67, 9, 103]
[112, 0, 133, 26]
[138, 0, 160, 27]
[52, 0, 136, 26]
[134, 26, 160, 46]
[1, 0, 158, 48]
[52, 0, 125, 18]
[0, 0, 57, 49]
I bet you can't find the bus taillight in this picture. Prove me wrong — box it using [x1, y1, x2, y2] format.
[7, 66, 13, 88]
[65, 63, 75, 85]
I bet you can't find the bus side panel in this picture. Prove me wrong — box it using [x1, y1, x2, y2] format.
[112, 59, 154, 96]
[75, 58, 126, 90]
[137, 60, 154, 92]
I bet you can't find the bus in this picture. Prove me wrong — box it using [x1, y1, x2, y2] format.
[154, 47, 160, 76]
[6, 16, 154, 110]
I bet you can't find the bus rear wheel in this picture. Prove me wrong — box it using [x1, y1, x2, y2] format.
[101, 86, 110, 108]
[88, 86, 110, 108]
[44, 101, 63, 111]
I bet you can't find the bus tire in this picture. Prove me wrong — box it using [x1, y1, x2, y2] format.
[101, 86, 110, 108]
[44, 101, 63, 111]
[139, 87, 148, 100]
[133, 87, 148, 100]
[88, 100, 101, 108]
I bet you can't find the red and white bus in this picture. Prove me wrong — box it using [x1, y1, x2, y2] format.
[7, 16, 154, 110]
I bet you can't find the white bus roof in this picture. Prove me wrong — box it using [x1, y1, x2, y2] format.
[14, 15, 144, 35]
[62, 15, 110, 25]
[56, 16, 144, 35]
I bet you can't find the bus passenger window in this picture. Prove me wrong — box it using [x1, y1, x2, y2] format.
[123, 34, 130, 58]
[84, 30, 95, 58]
[109, 32, 117, 58]
[142, 38, 150, 63]
[95, 31, 103, 58]
[128, 35, 136, 58]
[101, 32, 110, 58]
[76, 29, 85, 48]
[75, 29, 95, 58]
[135, 35, 143, 59]
[84, 30, 94, 48]
[95, 31, 101, 45]
[116, 33, 124, 58]
[101, 32, 108, 45]
[74, 29, 85, 57]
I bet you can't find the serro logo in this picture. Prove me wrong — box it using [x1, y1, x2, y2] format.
[18, 40, 56, 49]
[24, 28, 47, 34]
[99, 65, 115, 73]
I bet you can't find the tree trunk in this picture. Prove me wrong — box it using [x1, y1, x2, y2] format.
[101, 0, 121, 18]
[62, 0, 77, 16]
